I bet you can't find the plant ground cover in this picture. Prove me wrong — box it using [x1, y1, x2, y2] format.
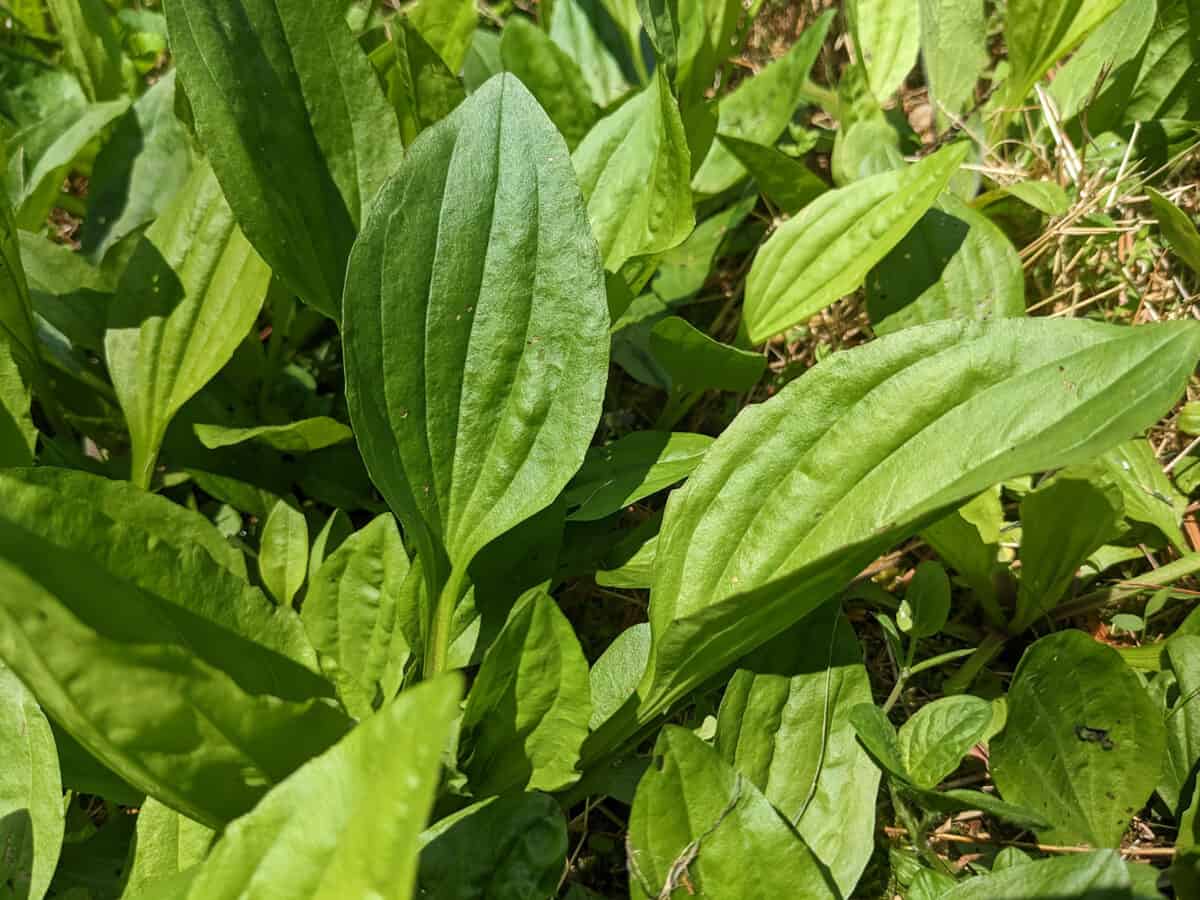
[2, 0, 1200, 897]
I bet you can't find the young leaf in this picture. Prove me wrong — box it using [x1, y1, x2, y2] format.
[627, 726, 838, 900]
[897, 695, 991, 788]
[691, 11, 833, 196]
[105, 162, 271, 488]
[649, 316, 765, 392]
[0, 663, 63, 900]
[258, 499, 309, 608]
[343, 75, 608, 655]
[194, 418, 354, 454]
[500, 15, 598, 150]
[745, 143, 968, 343]
[919, 0, 988, 121]
[121, 798, 213, 898]
[459, 590, 591, 795]
[941, 850, 1130, 898]
[1148, 187, 1200, 276]
[182, 676, 461, 900]
[302, 515, 411, 719]
[164, 0, 403, 317]
[716, 608, 879, 896]
[866, 195, 1025, 336]
[848, 0, 921, 99]
[572, 70, 694, 271]
[416, 793, 568, 899]
[897, 560, 951, 638]
[564, 430, 714, 521]
[587, 318, 1200, 758]
[374, 17, 466, 146]
[991, 630, 1166, 847]
[1004, 0, 1125, 107]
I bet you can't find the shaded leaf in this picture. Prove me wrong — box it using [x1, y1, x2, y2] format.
[717, 135, 829, 214]
[649, 316, 765, 393]
[501, 15, 597, 150]
[897, 560, 951, 638]
[120, 798, 212, 899]
[942, 850, 1130, 898]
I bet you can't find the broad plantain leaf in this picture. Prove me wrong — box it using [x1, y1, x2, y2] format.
[374, 17, 466, 146]
[649, 316, 765, 392]
[180, 676, 460, 900]
[343, 75, 608, 643]
[1157, 635, 1200, 816]
[745, 143, 968, 343]
[120, 798, 213, 899]
[591, 623, 652, 730]
[1148, 187, 1200, 276]
[408, 0, 478, 72]
[548, 0, 637, 108]
[194, 418, 353, 454]
[501, 15, 597, 150]
[849, 0, 921, 99]
[717, 135, 829, 214]
[1004, 0, 1125, 107]
[919, 0, 988, 121]
[258, 498, 308, 608]
[897, 695, 991, 788]
[0, 663, 63, 900]
[627, 726, 838, 900]
[459, 590, 591, 796]
[942, 851, 1131, 898]
[897, 560, 951, 638]
[991, 630, 1166, 847]
[45, 0, 124, 102]
[165, 0, 403, 317]
[105, 161, 271, 488]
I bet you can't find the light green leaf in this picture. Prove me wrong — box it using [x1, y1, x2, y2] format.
[849, 0, 921, 99]
[1148, 187, 1200, 276]
[0, 190, 39, 374]
[649, 316, 765, 392]
[716, 608, 879, 896]
[897, 560, 951, 638]
[991, 630, 1166, 847]
[1013, 474, 1123, 631]
[343, 75, 608, 644]
[309, 509, 353, 576]
[408, 0, 477, 72]
[164, 0, 403, 317]
[302, 515, 411, 719]
[565, 430, 713, 521]
[105, 162, 271, 488]
[258, 499, 308, 608]
[975, 181, 1071, 215]
[181, 676, 460, 900]
[194, 418, 353, 454]
[717, 136, 829, 214]
[46, 0, 125, 101]
[691, 12, 832, 196]
[1093, 439, 1186, 550]
[79, 71, 193, 263]
[585, 319, 1200, 760]
[943, 850, 1131, 898]
[745, 143, 968, 343]
[590, 623, 652, 730]
[501, 15, 597, 150]
[866, 195, 1025, 336]
[1004, 0, 1125, 106]
[596, 530, 659, 589]
[459, 590, 591, 795]
[572, 70, 693, 271]
[0, 663, 63, 900]
[1157, 636, 1200, 816]
[848, 704, 908, 780]
[898, 695, 991, 788]
[627, 726, 838, 900]
[120, 798, 213, 900]
[374, 17, 466, 146]
[416, 793, 568, 900]
[919, 0, 988, 121]
[548, 0, 637, 108]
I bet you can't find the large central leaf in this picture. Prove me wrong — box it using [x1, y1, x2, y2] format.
[343, 74, 609, 611]
[586, 318, 1200, 757]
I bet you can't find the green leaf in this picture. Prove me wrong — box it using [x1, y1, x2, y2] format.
[459, 590, 591, 795]
[717, 136, 829, 214]
[258, 499, 309, 608]
[745, 143, 968, 343]
[649, 316, 765, 393]
[501, 15, 597, 150]
[1122, 0, 1200, 124]
[691, 11, 832, 197]
[105, 162, 271, 488]
[849, 0, 921, 99]
[590, 623, 652, 730]
[309, 509, 354, 578]
[848, 704, 908, 780]
[627, 726, 838, 900]
[715, 608, 879, 896]
[0, 663, 63, 900]
[651, 195, 756, 304]
[565, 430, 714, 522]
[637, 0, 679, 76]
[898, 695, 991, 788]
[548, 0, 636, 108]
[463, 29, 503, 93]
[1157, 635, 1200, 816]
[1012, 474, 1123, 631]
[164, 0, 403, 317]
[941, 850, 1130, 898]
[181, 676, 460, 900]
[121, 798, 213, 899]
[343, 74, 608, 638]
[19, 230, 115, 354]
[416, 793, 567, 899]
[46, 0, 125, 101]
[79, 71, 193, 263]
[919, 0, 988, 121]
[572, 70, 693, 271]
[194, 418, 354, 454]
[1148, 187, 1200, 276]
[991, 630, 1166, 847]
[586, 318, 1200, 759]
[0, 204, 38, 376]
[408, 0, 478, 72]
[1004, 0, 1125, 106]
[374, 17, 466, 146]
[897, 561, 951, 638]
[975, 181, 1071, 216]
[596, 529, 659, 589]
[866, 195, 1025, 336]
[1090, 439, 1185, 549]
[302, 515, 411, 719]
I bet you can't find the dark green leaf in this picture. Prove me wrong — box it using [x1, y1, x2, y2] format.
[1157, 635, 1200, 816]
[717, 136, 829, 214]
[46, 0, 125, 101]
[375, 17, 466, 146]
[897, 560, 951, 638]
[649, 316, 764, 392]
[501, 15, 597, 150]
